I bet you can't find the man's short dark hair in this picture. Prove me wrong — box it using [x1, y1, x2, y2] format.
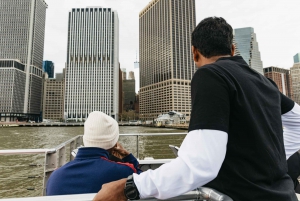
[192, 17, 233, 58]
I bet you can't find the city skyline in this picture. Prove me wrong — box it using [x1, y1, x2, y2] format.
[44, 0, 300, 76]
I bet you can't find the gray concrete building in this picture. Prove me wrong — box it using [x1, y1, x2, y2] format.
[234, 27, 263, 75]
[64, 7, 119, 121]
[128, 71, 135, 80]
[291, 63, 300, 105]
[139, 0, 196, 120]
[121, 68, 127, 80]
[123, 78, 135, 111]
[43, 71, 65, 121]
[0, 60, 26, 121]
[0, 0, 47, 122]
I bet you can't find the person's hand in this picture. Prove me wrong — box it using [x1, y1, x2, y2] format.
[93, 178, 127, 201]
[111, 142, 130, 159]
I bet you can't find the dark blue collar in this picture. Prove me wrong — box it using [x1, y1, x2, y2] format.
[75, 147, 109, 159]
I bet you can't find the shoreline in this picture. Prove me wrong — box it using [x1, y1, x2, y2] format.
[0, 122, 188, 130]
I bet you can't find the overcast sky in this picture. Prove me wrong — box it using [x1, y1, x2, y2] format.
[44, 0, 300, 75]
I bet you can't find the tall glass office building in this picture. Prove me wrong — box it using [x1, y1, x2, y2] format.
[43, 61, 54, 78]
[0, 0, 47, 122]
[294, 53, 300, 63]
[64, 7, 119, 121]
[234, 27, 263, 75]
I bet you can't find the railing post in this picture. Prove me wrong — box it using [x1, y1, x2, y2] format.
[137, 135, 139, 159]
[43, 151, 57, 196]
[57, 146, 66, 168]
[76, 135, 83, 148]
[69, 136, 83, 161]
[69, 140, 75, 161]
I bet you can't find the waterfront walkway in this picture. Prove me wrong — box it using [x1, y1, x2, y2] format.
[0, 122, 189, 129]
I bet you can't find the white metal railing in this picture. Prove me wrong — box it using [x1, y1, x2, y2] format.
[0, 187, 234, 201]
[0, 149, 55, 155]
[0, 133, 187, 197]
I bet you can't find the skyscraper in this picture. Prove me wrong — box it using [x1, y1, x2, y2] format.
[291, 63, 300, 105]
[0, 0, 47, 122]
[139, 0, 196, 120]
[294, 53, 300, 63]
[64, 7, 119, 121]
[264, 67, 293, 99]
[134, 61, 140, 93]
[43, 61, 55, 78]
[123, 78, 135, 111]
[234, 27, 263, 75]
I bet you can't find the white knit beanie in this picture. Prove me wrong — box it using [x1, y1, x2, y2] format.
[83, 111, 119, 150]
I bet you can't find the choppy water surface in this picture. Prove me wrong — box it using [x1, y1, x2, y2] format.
[0, 126, 186, 198]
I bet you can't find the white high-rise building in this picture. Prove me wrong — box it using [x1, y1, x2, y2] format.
[0, 0, 47, 122]
[65, 7, 119, 121]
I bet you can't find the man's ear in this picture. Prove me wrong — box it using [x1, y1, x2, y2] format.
[192, 46, 200, 62]
[231, 44, 235, 56]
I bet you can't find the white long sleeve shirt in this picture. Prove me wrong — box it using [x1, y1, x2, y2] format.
[133, 103, 300, 200]
[283, 103, 300, 159]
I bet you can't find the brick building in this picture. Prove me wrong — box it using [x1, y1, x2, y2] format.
[264, 66, 293, 99]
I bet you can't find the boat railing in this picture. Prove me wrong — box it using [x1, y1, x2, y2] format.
[0, 133, 187, 197]
[0, 187, 234, 201]
[0, 132, 233, 200]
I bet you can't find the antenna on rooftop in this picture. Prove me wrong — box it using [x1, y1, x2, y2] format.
[135, 50, 138, 62]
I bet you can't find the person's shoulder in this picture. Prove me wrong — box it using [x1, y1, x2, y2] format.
[102, 158, 137, 173]
[193, 63, 228, 82]
[50, 160, 75, 175]
[194, 64, 219, 76]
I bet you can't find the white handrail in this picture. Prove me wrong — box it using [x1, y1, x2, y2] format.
[0, 149, 55, 155]
[0, 133, 187, 155]
[0, 187, 235, 201]
[119, 132, 187, 136]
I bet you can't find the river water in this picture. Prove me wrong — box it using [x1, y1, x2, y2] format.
[0, 126, 186, 198]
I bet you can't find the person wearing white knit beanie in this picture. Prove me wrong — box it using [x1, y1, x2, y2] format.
[83, 111, 120, 150]
[83, 111, 131, 159]
[46, 111, 142, 196]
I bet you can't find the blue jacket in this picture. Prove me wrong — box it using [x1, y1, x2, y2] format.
[46, 147, 141, 196]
